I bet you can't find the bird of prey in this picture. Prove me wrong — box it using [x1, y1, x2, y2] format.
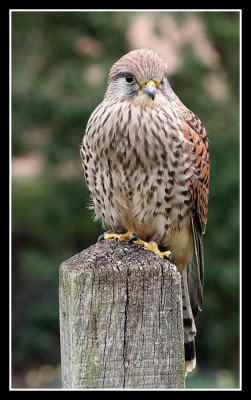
[80, 48, 209, 374]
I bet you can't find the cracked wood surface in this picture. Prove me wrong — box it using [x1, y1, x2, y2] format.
[59, 239, 185, 389]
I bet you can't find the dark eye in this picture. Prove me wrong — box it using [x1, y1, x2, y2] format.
[125, 74, 135, 84]
[160, 77, 165, 85]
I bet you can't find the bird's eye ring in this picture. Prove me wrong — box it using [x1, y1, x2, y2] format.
[125, 74, 135, 84]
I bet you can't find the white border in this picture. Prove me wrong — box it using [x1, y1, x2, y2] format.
[9, 8, 242, 391]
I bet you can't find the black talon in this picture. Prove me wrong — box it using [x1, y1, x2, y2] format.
[98, 233, 105, 242]
[114, 237, 119, 247]
[126, 232, 138, 244]
[126, 232, 138, 243]
[164, 253, 173, 261]
[135, 244, 145, 252]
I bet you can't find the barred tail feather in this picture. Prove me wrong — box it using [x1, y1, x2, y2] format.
[189, 219, 204, 318]
[182, 268, 197, 375]
[184, 340, 196, 373]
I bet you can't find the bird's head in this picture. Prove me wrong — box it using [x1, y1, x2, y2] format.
[105, 48, 172, 104]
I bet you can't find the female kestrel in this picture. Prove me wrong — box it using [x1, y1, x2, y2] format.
[80, 48, 209, 374]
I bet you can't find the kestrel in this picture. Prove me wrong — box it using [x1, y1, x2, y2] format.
[80, 48, 209, 374]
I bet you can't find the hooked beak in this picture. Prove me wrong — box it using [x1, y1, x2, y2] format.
[142, 80, 156, 100]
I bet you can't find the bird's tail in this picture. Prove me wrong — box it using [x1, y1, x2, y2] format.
[182, 267, 197, 375]
[182, 219, 204, 375]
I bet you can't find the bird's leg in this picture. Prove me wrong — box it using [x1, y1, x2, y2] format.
[98, 231, 172, 261]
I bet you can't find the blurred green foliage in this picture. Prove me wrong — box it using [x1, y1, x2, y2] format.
[12, 11, 240, 388]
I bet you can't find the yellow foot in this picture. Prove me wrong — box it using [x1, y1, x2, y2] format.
[140, 240, 172, 261]
[98, 231, 172, 261]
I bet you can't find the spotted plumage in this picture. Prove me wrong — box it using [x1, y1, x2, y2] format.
[80, 48, 210, 374]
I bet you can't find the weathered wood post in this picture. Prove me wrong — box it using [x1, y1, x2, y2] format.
[59, 239, 185, 389]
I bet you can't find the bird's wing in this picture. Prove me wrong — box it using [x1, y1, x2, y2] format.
[182, 111, 209, 234]
[181, 111, 209, 317]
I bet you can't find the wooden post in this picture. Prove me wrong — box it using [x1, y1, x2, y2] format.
[59, 239, 185, 389]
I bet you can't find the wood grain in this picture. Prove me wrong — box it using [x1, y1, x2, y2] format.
[59, 239, 185, 389]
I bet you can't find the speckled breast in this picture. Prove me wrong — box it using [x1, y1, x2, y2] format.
[81, 100, 195, 245]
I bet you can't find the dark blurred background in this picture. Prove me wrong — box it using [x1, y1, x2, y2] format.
[11, 11, 240, 389]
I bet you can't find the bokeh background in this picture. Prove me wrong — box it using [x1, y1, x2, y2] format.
[11, 10, 240, 389]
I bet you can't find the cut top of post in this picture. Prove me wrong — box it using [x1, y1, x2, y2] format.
[59, 239, 185, 389]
